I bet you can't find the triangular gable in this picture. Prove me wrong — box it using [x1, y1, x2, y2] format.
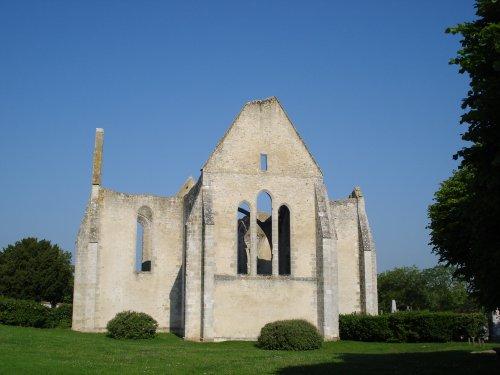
[202, 97, 323, 177]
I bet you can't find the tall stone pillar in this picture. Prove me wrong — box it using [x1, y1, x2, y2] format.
[250, 200, 257, 276]
[201, 186, 215, 341]
[183, 194, 203, 340]
[91, 128, 104, 186]
[315, 183, 339, 340]
[351, 187, 378, 315]
[72, 128, 104, 332]
[271, 204, 279, 276]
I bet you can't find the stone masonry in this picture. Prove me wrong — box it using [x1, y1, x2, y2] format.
[72, 97, 378, 341]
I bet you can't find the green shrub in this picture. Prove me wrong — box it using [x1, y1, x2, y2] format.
[257, 319, 323, 350]
[49, 303, 72, 328]
[453, 313, 487, 339]
[0, 296, 51, 328]
[0, 297, 73, 329]
[106, 311, 158, 339]
[339, 314, 391, 342]
[339, 312, 486, 343]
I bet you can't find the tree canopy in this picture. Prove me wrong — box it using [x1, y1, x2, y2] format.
[0, 238, 73, 306]
[377, 265, 479, 313]
[428, 0, 500, 309]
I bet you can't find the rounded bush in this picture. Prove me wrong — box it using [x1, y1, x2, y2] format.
[258, 319, 323, 350]
[106, 311, 158, 339]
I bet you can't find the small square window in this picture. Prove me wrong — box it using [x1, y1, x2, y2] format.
[260, 154, 268, 171]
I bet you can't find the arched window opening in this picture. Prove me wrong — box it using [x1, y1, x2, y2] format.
[237, 202, 251, 275]
[278, 205, 291, 275]
[136, 206, 153, 272]
[256, 191, 272, 275]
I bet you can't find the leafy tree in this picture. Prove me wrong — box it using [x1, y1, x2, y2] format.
[378, 266, 427, 312]
[429, 0, 500, 309]
[428, 168, 474, 289]
[377, 265, 478, 313]
[421, 265, 477, 312]
[0, 238, 73, 306]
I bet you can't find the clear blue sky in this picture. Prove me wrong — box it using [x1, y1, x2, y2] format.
[0, 1, 475, 271]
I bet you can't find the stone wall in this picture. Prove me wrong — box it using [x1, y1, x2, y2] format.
[330, 188, 378, 315]
[212, 275, 317, 341]
[96, 189, 183, 331]
[73, 188, 184, 332]
[331, 198, 362, 314]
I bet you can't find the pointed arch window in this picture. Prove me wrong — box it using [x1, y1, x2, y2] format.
[237, 202, 251, 275]
[136, 206, 153, 272]
[256, 191, 272, 275]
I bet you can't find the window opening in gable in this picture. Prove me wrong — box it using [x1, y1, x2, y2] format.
[260, 154, 268, 171]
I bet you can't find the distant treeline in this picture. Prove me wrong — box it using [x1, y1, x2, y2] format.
[378, 265, 480, 314]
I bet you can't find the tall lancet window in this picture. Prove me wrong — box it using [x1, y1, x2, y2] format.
[237, 202, 251, 275]
[136, 206, 153, 272]
[256, 191, 272, 275]
[278, 205, 291, 275]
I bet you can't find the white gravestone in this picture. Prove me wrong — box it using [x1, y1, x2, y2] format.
[391, 299, 397, 313]
[491, 308, 500, 342]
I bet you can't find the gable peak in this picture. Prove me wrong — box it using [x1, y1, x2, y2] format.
[245, 96, 279, 106]
[202, 97, 322, 176]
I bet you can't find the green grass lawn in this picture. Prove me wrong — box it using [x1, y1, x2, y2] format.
[0, 324, 498, 374]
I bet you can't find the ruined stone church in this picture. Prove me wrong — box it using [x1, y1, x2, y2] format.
[72, 97, 378, 341]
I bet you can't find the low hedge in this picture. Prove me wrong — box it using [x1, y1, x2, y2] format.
[106, 311, 158, 339]
[49, 303, 73, 328]
[339, 314, 392, 342]
[0, 297, 73, 328]
[258, 319, 323, 350]
[0, 297, 52, 328]
[340, 312, 486, 342]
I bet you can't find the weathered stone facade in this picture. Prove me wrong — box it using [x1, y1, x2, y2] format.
[72, 97, 378, 341]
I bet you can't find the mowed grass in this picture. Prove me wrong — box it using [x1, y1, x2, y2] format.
[0, 325, 498, 374]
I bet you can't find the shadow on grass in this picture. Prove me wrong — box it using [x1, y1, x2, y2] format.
[277, 350, 499, 375]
